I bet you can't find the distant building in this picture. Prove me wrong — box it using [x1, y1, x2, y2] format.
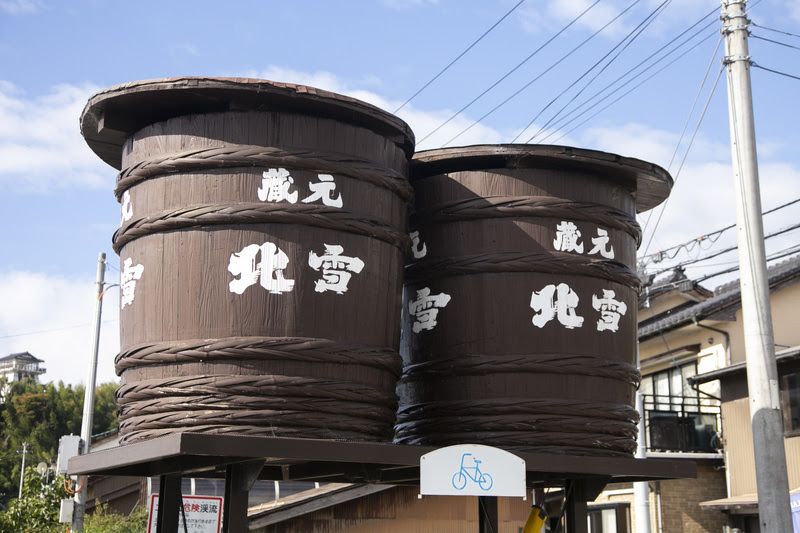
[0, 352, 46, 383]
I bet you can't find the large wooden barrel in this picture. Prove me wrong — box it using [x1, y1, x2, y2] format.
[396, 145, 672, 457]
[80, 77, 414, 444]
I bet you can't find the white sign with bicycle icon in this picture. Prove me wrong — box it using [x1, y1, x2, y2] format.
[420, 444, 526, 497]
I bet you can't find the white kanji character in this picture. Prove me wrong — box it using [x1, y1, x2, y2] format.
[228, 242, 295, 295]
[410, 231, 427, 259]
[554, 221, 584, 253]
[302, 174, 343, 207]
[588, 228, 615, 259]
[592, 289, 627, 332]
[530, 283, 584, 329]
[257, 168, 298, 203]
[409, 287, 451, 333]
[308, 244, 365, 294]
[120, 257, 144, 309]
[120, 190, 133, 225]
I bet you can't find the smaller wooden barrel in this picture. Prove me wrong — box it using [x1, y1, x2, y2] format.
[80, 78, 414, 444]
[396, 145, 672, 457]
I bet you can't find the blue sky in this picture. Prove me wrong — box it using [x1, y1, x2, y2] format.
[1, 0, 798, 385]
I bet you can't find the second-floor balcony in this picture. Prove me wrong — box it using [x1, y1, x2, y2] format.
[642, 393, 721, 454]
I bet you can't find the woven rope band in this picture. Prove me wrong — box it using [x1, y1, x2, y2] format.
[405, 250, 641, 291]
[411, 196, 641, 246]
[115, 337, 402, 377]
[400, 353, 640, 386]
[113, 202, 411, 253]
[116, 145, 413, 201]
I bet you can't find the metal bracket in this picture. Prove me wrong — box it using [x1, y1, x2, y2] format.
[723, 54, 753, 65]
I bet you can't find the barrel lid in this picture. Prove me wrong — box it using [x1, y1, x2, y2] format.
[80, 77, 416, 169]
[411, 144, 673, 213]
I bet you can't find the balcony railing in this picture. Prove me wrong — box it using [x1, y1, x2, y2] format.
[642, 393, 721, 453]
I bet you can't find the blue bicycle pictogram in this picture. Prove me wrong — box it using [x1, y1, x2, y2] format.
[452, 453, 493, 491]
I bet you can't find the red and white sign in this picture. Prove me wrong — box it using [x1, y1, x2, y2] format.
[147, 494, 223, 533]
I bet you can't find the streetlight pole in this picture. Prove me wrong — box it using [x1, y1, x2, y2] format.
[18, 442, 29, 499]
[721, 1, 792, 530]
[71, 253, 107, 532]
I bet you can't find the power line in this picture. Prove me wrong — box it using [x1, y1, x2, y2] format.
[645, 221, 800, 279]
[541, 25, 718, 146]
[752, 63, 800, 82]
[547, 28, 718, 145]
[697, 245, 800, 284]
[393, 0, 527, 114]
[750, 34, 800, 51]
[439, 0, 642, 147]
[639, 196, 800, 268]
[640, 59, 725, 260]
[638, 34, 723, 243]
[0, 319, 119, 340]
[416, 0, 602, 147]
[520, 0, 673, 144]
[750, 21, 800, 40]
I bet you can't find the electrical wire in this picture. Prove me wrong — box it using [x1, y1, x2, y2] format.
[520, 0, 673, 144]
[752, 63, 800, 81]
[537, 19, 717, 144]
[440, 0, 641, 147]
[0, 319, 119, 340]
[547, 29, 717, 145]
[638, 34, 722, 241]
[393, 0, 527, 113]
[639, 196, 800, 268]
[750, 22, 800, 40]
[646, 220, 800, 279]
[697, 245, 800, 284]
[416, 0, 602, 147]
[640, 62, 725, 260]
[750, 34, 800, 51]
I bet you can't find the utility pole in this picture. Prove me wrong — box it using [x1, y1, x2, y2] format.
[18, 442, 29, 499]
[72, 253, 107, 532]
[721, 1, 792, 530]
[633, 346, 651, 533]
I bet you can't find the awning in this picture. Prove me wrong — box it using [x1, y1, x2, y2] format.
[701, 487, 800, 515]
[699, 493, 758, 514]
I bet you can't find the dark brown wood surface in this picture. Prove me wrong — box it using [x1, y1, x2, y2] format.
[81, 78, 414, 444]
[398, 146, 671, 457]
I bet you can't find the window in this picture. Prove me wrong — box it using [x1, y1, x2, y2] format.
[641, 362, 698, 412]
[781, 372, 800, 436]
[587, 503, 629, 533]
[642, 362, 720, 452]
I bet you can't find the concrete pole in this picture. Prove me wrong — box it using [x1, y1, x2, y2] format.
[18, 442, 28, 499]
[72, 252, 107, 532]
[633, 343, 651, 533]
[721, 1, 792, 530]
[634, 391, 651, 533]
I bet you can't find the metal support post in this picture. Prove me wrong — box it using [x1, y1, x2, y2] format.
[223, 460, 264, 532]
[156, 475, 181, 533]
[478, 496, 498, 533]
[721, 1, 792, 530]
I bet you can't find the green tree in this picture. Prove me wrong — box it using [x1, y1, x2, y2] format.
[0, 466, 68, 533]
[84, 503, 148, 533]
[0, 378, 119, 502]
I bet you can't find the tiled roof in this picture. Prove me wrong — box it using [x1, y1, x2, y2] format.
[639, 254, 800, 341]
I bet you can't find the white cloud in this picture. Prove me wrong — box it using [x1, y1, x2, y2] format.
[0, 270, 120, 386]
[0, 81, 112, 192]
[572, 122, 800, 289]
[245, 66, 505, 150]
[0, 0, 44, 15]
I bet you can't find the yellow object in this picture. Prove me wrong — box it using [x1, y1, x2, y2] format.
[522, 504, 547, 533]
